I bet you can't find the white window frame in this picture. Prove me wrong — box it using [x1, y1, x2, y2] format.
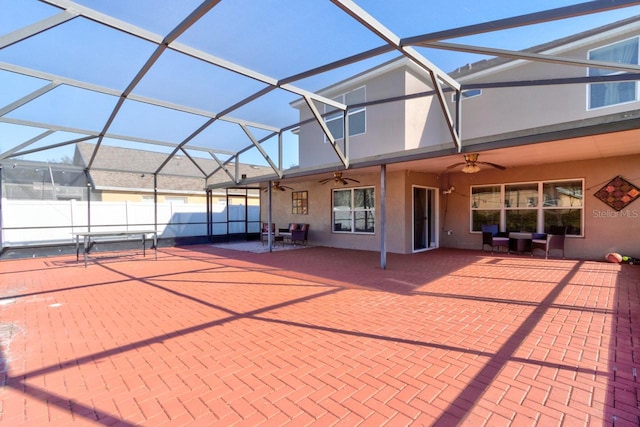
[470, 179, 584, 237]
[324, 86, 366, 142]
[451, 88, 482, 102]
[332, 186, 375, 234]
[587, 36, 639, 110]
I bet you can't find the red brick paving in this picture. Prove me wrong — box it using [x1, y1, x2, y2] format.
[1, 245, 639, 426]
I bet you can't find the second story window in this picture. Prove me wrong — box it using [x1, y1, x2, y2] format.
[324, 86, 366, 141]
[452, 89, 482, 102]
[588, 37, 639, 109]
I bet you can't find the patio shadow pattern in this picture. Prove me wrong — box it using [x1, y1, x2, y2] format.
[0, 246, 638, 425]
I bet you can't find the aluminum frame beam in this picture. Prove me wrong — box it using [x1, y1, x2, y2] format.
[330, 0, 458, 89]
[0, 11, 78, 49]
[401, 0, 640, 46]
[240, 124, 281, 178]
[87, 0, 225, 169]
[177, 147, 208, 178]
[421, 41, 640, 73]
[303, 95, 349, 169]
[37, 0, 347, 178]
[330, 0, 462, 152]
[7, 135, 97, 159]
[206, 152, 236, 183]
[4, 0, 640, 189]
[40, 0, 346, 113]
[0, 62, 280, 133]
[0, 82, 60, 117]
[0, 115, 236, 158]
[0, 130, 56, 160]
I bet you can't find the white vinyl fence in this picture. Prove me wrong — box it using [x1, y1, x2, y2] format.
[1, 199, 221, 246]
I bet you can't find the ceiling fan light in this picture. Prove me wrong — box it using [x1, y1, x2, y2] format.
[462, 164, 481, 174]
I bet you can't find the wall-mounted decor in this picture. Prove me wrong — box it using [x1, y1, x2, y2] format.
[593, 175, 640, 211]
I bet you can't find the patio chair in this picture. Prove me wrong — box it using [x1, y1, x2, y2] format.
[261, 222, 275, 245]
[291, 223, 309, 245]
[481, 224, 510, 253]
[531, 225, 567, 259]
[279, 223, 298, 244]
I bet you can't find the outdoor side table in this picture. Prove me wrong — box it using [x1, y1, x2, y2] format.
[509, 232, 532, 254]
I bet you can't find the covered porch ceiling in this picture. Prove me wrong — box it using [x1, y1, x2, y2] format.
[391, 126, 640, 176]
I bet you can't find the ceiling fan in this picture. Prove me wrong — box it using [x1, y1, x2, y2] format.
[446, 153, 506, 174]
[263, 181, 294, 192]
[318, 171, 360, 185]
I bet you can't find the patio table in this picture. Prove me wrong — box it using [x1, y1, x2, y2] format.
[509, 232, 532, 254]
[74, 230, 157, 267]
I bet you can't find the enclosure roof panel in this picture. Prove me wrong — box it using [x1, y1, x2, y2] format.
[1, 0, 639, 185]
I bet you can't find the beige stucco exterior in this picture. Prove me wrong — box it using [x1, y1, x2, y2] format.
[271, 22, 640, 261]
[261, 169, 441, 254]
[438, 154, 639, 260]
[448, 25, 640, 140]
[262, 152, 639, 260]
[296, 63, 426, 169]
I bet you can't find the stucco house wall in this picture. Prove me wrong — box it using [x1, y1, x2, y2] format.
[261, 169, 417, 254]
[297, 64, 421, 168]
[404, 69, 449, 150]
[438, 153, 639, 259]
[261, 168, 449, 255]
[274, 18, 640, 261]
[450, 23, 640, 141]
[263, 152, 638, 260]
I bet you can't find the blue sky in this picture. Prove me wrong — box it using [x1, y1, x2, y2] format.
[0, 0, 638, 169]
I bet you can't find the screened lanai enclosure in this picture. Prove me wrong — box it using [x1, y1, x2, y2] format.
[1, 1, 640, 256]
[2, 160, 262, 249]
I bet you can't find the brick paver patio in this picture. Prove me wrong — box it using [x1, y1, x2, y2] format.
[0, 245, 638, 426]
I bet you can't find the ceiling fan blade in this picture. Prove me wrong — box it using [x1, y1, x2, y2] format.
[479, 161, 506, 170]
[445, 162, 465, 170]
[318, 178, 331, 184]
[345, 177, 360, 183]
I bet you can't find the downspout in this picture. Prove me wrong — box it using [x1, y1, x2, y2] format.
[380, 164, 386, 270]
[206, 189, 212, 240]
[278, 132, 283, 171]
[85, 169, 91, 232]
[268, 181, 273, 252]
[455, 89, 462, 141]
[48, 166, 57, 200]
[153, 174, 158, 240]
[344, 108, 349, 164]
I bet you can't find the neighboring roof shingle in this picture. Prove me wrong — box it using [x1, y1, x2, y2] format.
[75, 142, 271, 192]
